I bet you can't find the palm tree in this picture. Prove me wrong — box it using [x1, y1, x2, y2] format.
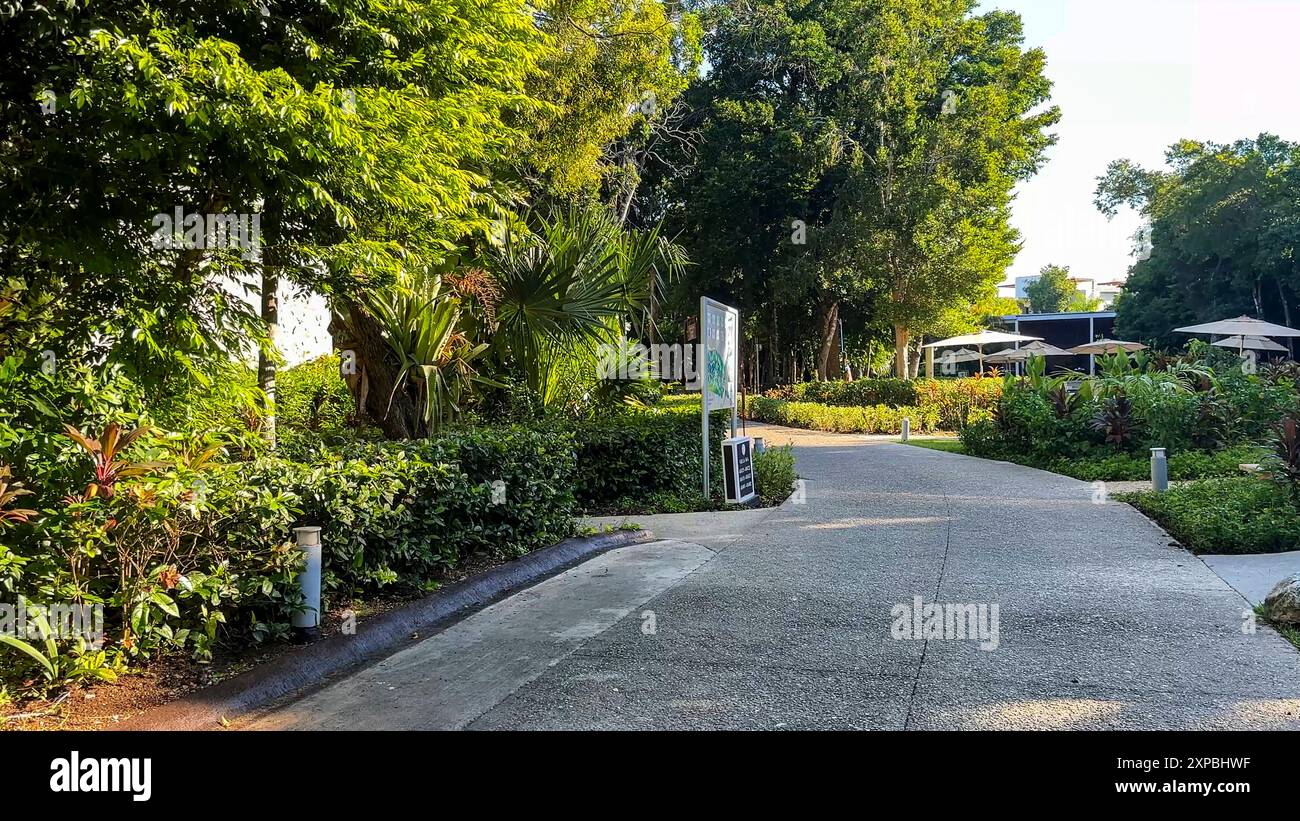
[486, 205, 687, 408]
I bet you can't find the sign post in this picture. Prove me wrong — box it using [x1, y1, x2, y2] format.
[700, 297, 739, 498]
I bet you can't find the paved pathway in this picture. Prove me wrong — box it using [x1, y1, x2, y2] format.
[245, 423, 1300, 730]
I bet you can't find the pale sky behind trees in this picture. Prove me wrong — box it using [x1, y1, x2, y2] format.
[989, 0, 1300, 287]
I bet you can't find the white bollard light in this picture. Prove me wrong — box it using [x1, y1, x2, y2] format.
[293, 526, 323, 642]
[1150, 448, 1168, 493]
[900, 417, 910, 442]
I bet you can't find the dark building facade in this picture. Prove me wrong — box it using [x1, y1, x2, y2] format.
[998, 311, 1117, 374]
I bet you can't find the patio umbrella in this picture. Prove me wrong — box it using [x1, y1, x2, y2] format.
[985, 340, 1073, 370]
[1069, 339, 1148, 355]
[1175, 315, 1300, 355]
[922, 329, 1042, 372]
[1211, 335, 1289, 353]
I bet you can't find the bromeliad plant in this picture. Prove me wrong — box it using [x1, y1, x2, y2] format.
[353, 268, 496, 437]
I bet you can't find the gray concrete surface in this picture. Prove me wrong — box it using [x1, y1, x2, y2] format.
[242, 539, 714, 730]
[583, 508, 779, 551]
[248, 422, 1300, 730]
[1202, 550, 1300, 606]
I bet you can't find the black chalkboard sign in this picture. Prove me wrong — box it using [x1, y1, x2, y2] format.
[723, 436, 757, 504]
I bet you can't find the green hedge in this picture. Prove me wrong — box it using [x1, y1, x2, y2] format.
[276, 354, 364, 459]
[748, 396, 939, 434]
[571, 406, 728, 512]
[768, 377, 1001, 430]
[1121, 478, 1300, 554]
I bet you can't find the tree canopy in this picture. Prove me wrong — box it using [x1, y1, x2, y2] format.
[647, 0, 1058, 378]
[1096, 134, 1300, 350]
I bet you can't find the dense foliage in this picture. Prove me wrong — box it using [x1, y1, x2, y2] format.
[1121, 479, 1300, 555]
[647, 0, 1058, 379]
[766, 376, 1001, 429]
[1097, 135, 1300, 351]
[959, 346, 1299, 480]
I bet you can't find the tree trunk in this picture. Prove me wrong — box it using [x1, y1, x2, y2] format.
[1278, 277, 1295, 358]
[815, 298, 839, 380]
[333, 304, 424, 439]
[257, 206, 280, 449]
[893, 324, 909, 378]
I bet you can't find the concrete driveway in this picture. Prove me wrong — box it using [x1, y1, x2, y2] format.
[245, 423, 1300, 730]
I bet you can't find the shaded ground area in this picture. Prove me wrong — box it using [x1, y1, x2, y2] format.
[247, 422, 1300, 730]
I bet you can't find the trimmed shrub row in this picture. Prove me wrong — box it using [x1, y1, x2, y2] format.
[767, 377, 1001, 430]
[1120, 478, 1300, 554]
[747, 396, 938, 434]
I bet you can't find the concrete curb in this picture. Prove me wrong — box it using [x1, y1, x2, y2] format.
[115, 528, 655, 731]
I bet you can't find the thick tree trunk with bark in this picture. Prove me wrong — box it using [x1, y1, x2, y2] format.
[332, 305, 425, 440]
[893, 323, 909, 378]
[816, 298, 840, 380]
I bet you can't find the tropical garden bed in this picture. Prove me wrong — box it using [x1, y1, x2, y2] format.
[0, 351, 795, 715]
[953, 344, 1300, 553]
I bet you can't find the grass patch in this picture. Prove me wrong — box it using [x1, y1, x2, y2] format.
[904, 439, 966, 454]
[1118, 477, 1300, 554]
[1253, 604, 1300, 652]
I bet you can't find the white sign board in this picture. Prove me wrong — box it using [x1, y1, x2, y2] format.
[700, 297, 740, 498]
[702, 299, 738, 410]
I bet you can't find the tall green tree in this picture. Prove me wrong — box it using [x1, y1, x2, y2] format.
[650, 0, 1057, 379]
[1024, 265, 1075, 313]
[1, 0, 544, 432]
[1096, 134, 1300, 349]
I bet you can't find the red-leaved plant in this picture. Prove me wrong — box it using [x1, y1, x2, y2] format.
[0, 465, 37, 527]
[62, 422, 165, 499]
[1271, 415, 1300, 502]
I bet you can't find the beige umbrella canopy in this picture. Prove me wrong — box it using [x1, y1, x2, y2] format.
[1069, 339, 1148, 355]
[922, 329, 1043, 371]
[1174, 315, 1300, 338]
[1175, 315, 1300, 356]
[937, 348, 983, 363]
[1211, 335, 1289, 353]
[986, 340, 1074, 364]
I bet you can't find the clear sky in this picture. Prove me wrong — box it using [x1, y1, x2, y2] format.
[985, 0, 1300, 287]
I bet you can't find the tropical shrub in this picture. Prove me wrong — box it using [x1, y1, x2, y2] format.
[486, 205, 687, 410]
[275, 354, 363, 459]
[1268, 415, 1300, 502]
[754, 445, 796, 503]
